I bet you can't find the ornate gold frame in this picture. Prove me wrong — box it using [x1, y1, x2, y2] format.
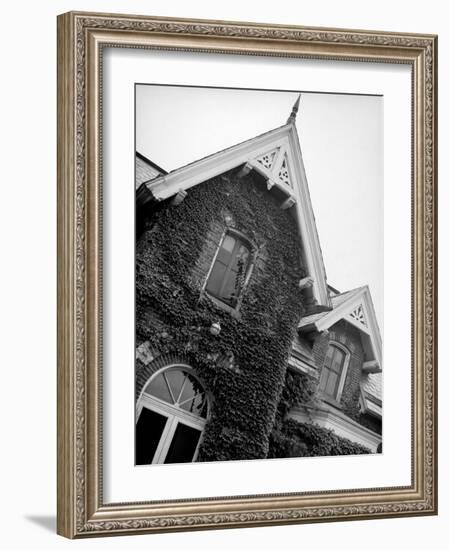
[57, 11, 438, 538]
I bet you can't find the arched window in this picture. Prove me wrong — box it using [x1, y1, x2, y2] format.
[136, 365, 209, 465]
[318, 343, 350, 401]
[205, 231, 253, 309]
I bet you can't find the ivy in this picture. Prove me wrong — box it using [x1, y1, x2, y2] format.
[136, 169, 306, 461]
[267, 368, 370, 457]
[275, 368, 318, 419]
[269, 418, 370, 458]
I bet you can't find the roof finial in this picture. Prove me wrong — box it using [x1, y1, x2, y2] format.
[287, 94, 301, 125]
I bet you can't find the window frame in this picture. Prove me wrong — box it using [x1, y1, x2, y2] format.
[318, 342, 351, 403]
[202, 228, 256, 315]
[136, 364, 209, 465]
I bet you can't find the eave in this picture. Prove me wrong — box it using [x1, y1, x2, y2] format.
[299, 286, 383, 368]
[289, 404, 381, 453]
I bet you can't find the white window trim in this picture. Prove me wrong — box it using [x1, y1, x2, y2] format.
[201, 227, 256, 315]
[319, 341, 351, 402]
[137, 364, 209, 464]
[139, 399, 206, 464]
[288, 405, 381, 453]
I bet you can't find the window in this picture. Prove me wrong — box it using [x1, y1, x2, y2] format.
[205, 232, 252, 308]
[318, 343, 349, 401]
[136, 366, 209, 465]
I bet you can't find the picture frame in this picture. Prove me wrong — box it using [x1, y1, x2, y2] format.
[57, 11, 438, 538]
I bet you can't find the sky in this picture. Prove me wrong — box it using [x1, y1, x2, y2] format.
[136, 85, 383, 334]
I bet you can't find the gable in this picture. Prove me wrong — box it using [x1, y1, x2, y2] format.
[139, 123, 331, 308]
[298, 285, 382, 369]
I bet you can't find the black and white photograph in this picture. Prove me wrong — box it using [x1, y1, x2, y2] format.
[1, 0, 442, 544]
[134, 84, 383, 466]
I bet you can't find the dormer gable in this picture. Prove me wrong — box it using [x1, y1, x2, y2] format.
[298, 285, 382, 369]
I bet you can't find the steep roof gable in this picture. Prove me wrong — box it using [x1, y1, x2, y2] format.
[299, 285, 383, 409]
[299, 285, 382, 368]
[141, 122, 331, 308]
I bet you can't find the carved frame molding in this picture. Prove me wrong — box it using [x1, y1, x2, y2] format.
[57, 11, 437, 538]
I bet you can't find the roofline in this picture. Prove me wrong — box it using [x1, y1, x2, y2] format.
[145, 123, 289, 194]
[327, 284, 341, 295]
[136, 151, 168, 175]
[315, 286, 367, 331]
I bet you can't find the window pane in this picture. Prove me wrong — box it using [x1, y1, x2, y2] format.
[325, 345, 334, 358]
[233, 244, 250, 272]
[180, 392, 207, 417]
[164, 369, 186, 403]
[178, 373, 200, 402]
[224, 244, 250, 304]
[331, 348, 345, 373]
[164, 423, 202, 464]
[215, 235, 235, 264]
[319, 366, 330, 392]
[135, 408, 167, 465]
[145, 373, 173, 404]
[206, 234, 251, 306]
[205, 260, 227, 297]
[221, 234, 235, 253]
[178, 373, 207, 417]
[324, 345, 336, 365]
[325, 371, 339, 398]
[230, 244, 250, 289]
[220, 269, 239, 305]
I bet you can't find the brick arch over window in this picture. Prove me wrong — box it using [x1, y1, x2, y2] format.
[327, 328, 357, 354]
[135, 350, 208, 402]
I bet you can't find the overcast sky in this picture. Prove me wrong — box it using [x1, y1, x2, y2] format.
[136, 85, 383, 334]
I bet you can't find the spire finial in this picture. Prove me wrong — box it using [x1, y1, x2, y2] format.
[287, 94, 301, 125]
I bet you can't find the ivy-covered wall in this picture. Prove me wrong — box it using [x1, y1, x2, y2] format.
[268, 369, 371, 457]
[269, 418, 371, 457]
[136, 168, 306, 461]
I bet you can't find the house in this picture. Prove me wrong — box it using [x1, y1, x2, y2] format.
[135, 97, 382, 465]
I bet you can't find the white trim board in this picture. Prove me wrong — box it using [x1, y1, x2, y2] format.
[289, 405, 382, 453]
